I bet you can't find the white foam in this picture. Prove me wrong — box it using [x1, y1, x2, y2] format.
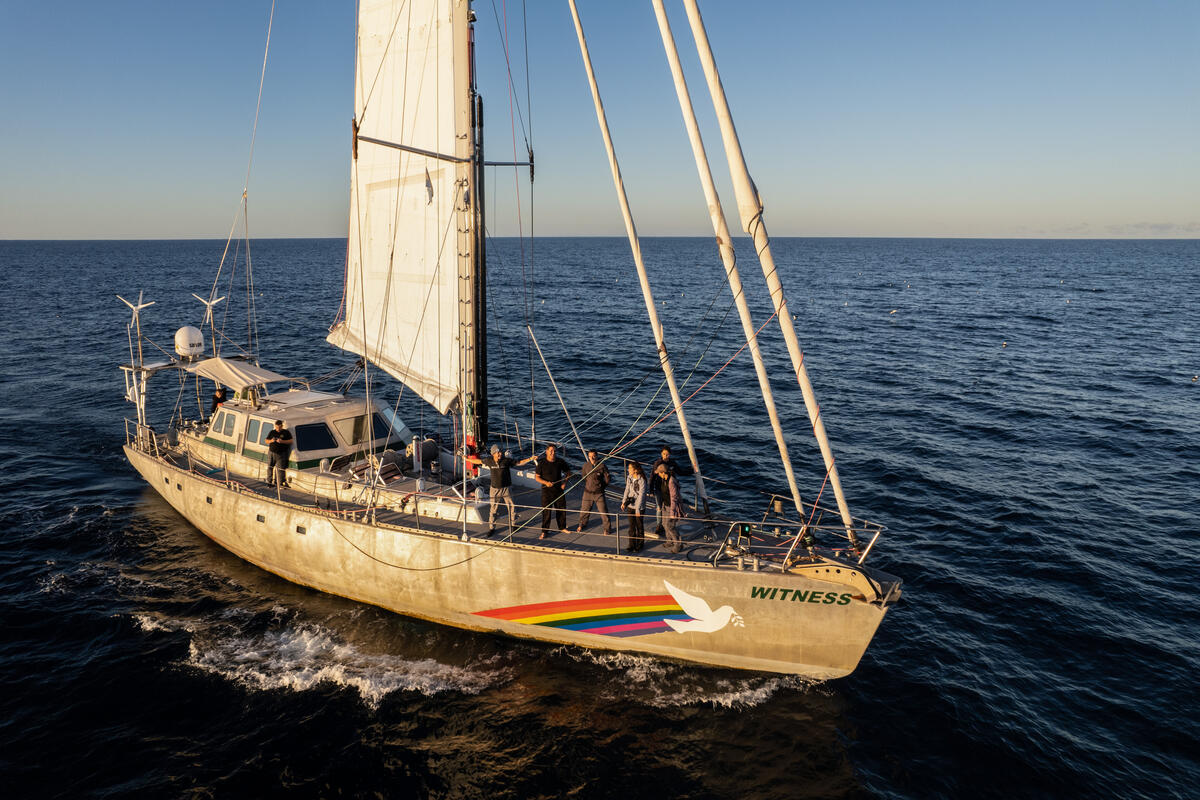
[132, 612, 197, 634]
[563, 647, 820, 708]
[185, 622, 506, 708]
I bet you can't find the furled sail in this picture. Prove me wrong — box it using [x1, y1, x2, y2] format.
[327, 0, 476, 415]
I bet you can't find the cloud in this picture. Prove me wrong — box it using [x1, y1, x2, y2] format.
[1105, 221, 1200, 236]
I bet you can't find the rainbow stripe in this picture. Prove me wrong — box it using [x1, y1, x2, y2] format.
[474, 594, 693, 638]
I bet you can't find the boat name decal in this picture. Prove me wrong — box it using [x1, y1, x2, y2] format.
[750, 586, 853, 605]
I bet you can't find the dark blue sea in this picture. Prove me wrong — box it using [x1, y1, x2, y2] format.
[1, 236, 1197, 799]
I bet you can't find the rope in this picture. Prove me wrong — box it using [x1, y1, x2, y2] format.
[611, 308, 779, 459]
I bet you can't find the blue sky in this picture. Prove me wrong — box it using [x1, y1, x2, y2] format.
[1, 0, 1196, 239]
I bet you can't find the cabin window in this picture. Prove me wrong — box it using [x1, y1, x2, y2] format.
[222, 413, 235, 437]
[246, 419, 261, 444]
[211, 411, 225, 431]
[295, 423, 338, 452]
[258, 424, 272, 445]
[332, 413, 392, 446]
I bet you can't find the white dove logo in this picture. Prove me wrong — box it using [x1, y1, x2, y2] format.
[663, 581, 744, 634]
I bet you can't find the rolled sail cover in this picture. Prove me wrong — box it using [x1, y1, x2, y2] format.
[328, 0, 474, 415]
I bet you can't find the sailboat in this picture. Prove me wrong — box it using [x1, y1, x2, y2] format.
[119, 0, 901, 678]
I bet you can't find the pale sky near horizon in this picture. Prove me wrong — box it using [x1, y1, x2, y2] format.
[1, 0, 1196, 240]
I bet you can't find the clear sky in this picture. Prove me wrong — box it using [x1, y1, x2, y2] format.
[1, 0, 1196, 239]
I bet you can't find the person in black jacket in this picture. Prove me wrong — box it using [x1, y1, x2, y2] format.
[264, 420, 293, 488]
[533, 444, 572, 539]
[650, 446, 692, 536]
[209, 386, 227, 420]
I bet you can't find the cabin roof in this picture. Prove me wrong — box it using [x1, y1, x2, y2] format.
[261, 389, 347, 410]
[185, 356, 291, 391]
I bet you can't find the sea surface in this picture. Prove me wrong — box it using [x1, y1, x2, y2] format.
[1, 236, 1197, 799]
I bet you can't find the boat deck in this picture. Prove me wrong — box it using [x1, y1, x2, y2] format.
[164, 448, 727, 565]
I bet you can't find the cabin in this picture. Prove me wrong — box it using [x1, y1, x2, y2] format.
[202, 389, 414, 474]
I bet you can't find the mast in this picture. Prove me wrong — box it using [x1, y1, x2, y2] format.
[457, 1, 483, 451]
[680, 0, 858, 547]
[651, 0, 805, 517]
[473, 92, 488, 446]
[464, 11, 486, 448]
[567, 0, 709, 510]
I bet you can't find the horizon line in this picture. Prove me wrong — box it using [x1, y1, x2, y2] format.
[4, 234, 1198, 243]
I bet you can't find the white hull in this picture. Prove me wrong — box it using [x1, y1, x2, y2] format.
[127, 445, 897, 677]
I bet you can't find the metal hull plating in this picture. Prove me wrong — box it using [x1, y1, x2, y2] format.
[127, 446, 891, 677]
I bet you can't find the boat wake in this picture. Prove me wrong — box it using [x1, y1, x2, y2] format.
[181, 620, 509, 708]
[560, 647, 821, 709]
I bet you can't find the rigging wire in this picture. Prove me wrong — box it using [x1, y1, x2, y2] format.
[238, 0, 273, 364]
[612, 307, 781, 461]
[574, 263, 738, 437]
[487, 0, 531, 149]
[198, 2, 275, 366]
[481, 0, 537, 450]
[482, 227, 520, 445]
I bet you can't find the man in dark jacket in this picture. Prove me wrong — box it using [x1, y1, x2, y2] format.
[264, 419, 293, 488]
[209, 386, 227, 420]
[574, 449, 612, 535]
[534, 444, 572, 539]
[654, 462, 684, 553]
[650, 445, 692, 536]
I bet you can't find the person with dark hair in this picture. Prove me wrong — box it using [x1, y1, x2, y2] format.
[533, 444, 572, 539]
[264, 419, 293, 488]
[209, 386, 228, 419]
[654, 462, 684, 554]
[574, 449, 612, 535]
[621, 461, 647, 553]
[649, 445, 692, 536]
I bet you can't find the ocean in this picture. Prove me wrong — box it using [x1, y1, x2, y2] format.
[1, 236, 1196, 799]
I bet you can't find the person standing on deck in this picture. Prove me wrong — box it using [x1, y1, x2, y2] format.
[574, 449, 612, 535]
[654, 462, 684, 553]
[465, 444, 535, 536]
[650, 445, 692, 537]
[621, 461, 647, 553]
[534, 444, 572, 540]
[264, 419, 293, 488]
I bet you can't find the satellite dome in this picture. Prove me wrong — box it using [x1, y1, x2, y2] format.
[174, 326, 205, 359]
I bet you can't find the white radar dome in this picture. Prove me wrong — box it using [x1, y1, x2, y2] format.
[174, 326, 205, 359]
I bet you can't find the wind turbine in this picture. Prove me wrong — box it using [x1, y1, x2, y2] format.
[192, 293, 225, 356]
[117, 292, 155, 366]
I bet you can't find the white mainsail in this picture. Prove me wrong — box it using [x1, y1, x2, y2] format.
[327, 0, 476, 416]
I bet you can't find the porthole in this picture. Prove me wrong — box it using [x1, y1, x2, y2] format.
[256, 514, 265, 523]
[296, 526, 307, 535]
[206, 497, 213, 504]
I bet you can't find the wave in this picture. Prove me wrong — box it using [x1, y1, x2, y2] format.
[183, 620, 509, 708]
[556, 647, 819, 709]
